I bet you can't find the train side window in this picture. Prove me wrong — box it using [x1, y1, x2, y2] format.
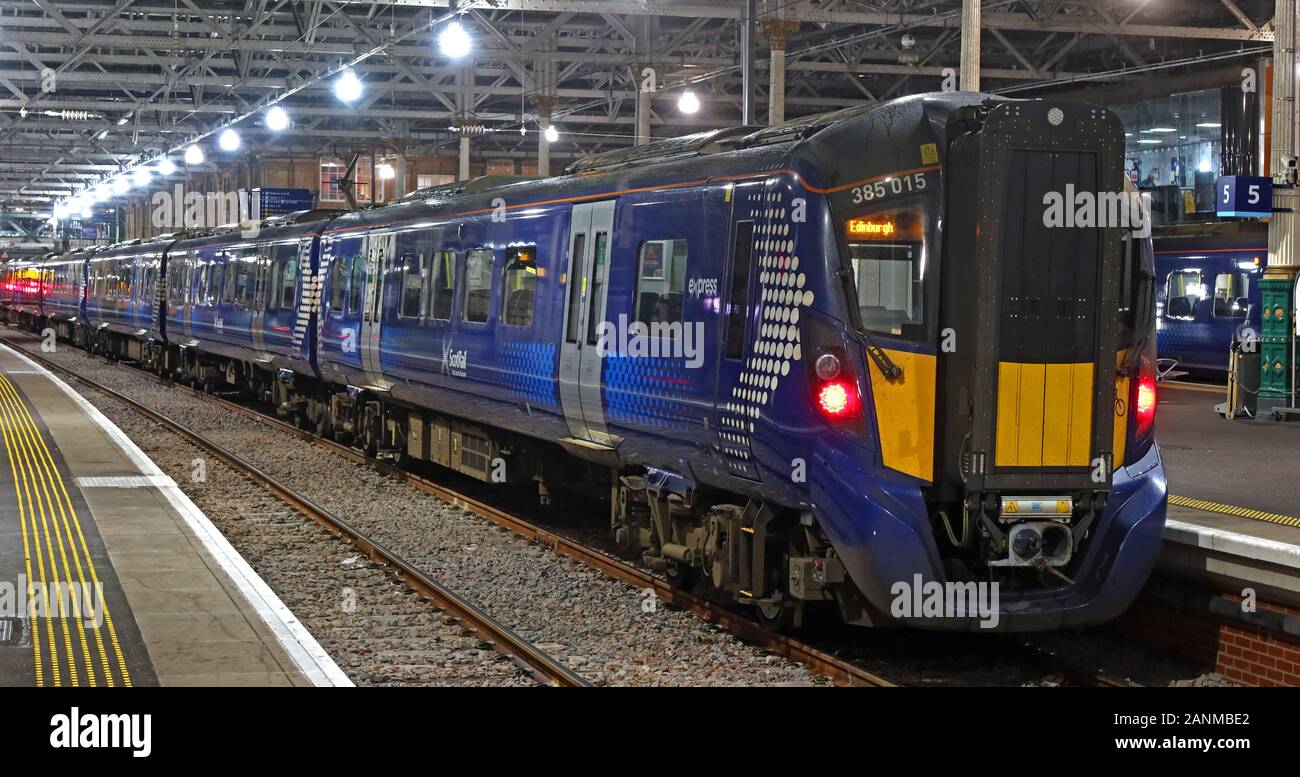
[328, 256, 348, 312]
[268, 243, 299, 311]
[398, 250, 426, 319]
[195, 264, 208, 305]
[585, 232, 611, 345]
[347, 253, 365, 314]
[1211, 272, 1250, 319]
[634, 238, 688, 327]
[428, 250, 455, 320]
[234, 254, 254, 306]
[1163, 270, 1202, 320]
[564, 233, 586, 344]
[501, 246, 537, 327]
[725, 223, 754, 360]
[463, 248, 494, 323]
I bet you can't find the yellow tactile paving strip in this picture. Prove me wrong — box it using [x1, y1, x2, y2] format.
[1168, 494, 1300, 530]
[0, 372, 131, 687]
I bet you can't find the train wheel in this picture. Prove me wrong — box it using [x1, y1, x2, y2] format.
[754, 598, 797, 632]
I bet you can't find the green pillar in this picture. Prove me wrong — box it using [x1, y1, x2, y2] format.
[1258, 269, 1296, 404]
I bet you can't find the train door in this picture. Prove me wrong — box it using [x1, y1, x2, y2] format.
[250, 242, 269, 353]
[359, 230, 393, 388]
[713, 204, 761, 481]
[559, 200, 615, 445]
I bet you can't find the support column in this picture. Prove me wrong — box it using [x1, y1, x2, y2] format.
[758, 19, 798, 126]
[459, 136, 471, 181]
[394, 152, 407, 198]
[531, 95, 556, 177]
[631, 62, 652, 147]
[960, 0, 981, 91]
[740, 0, 755, 125]
[1262, 0, 1299, 407]
[452, 116, 479, 182]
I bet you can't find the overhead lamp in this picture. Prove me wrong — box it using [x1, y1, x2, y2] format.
[377, 163, 395, 180]
[157, 157, 177, 176]
[218, 128, 241, 152]
[184, 144, 205, 165]
[112, 177, 131, 195]
[335, 69, 363, 103]
[544, 125, 559, 143]
[1196, 122, 1221, 128]
[133, 167, 152, 187]
[266, 105, 289, 131]
[439, 21, 472, 58]
[678, 90, 700, 114]
[80, 205, 93, 219]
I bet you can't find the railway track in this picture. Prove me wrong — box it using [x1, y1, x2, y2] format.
[4, 331, 1142, 688]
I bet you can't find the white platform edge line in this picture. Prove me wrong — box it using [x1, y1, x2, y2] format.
[1, 344, 354, 688]
[1165, 518, 1300, 570]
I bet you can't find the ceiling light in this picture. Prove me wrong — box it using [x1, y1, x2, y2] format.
[1137, 139, 1162, 144]
[678, 90, 700, 114]
[377, 163, 395, 180]
[335, 69, 363, 103]
[1143, 127, 1177, 133]
[439, 21, 472, 58]
[133, 168, 152, 187]
[544, 125, 559, 143]
[157, 158, 176, 176]
[265, 105, 289, 131]
[112, 177, 131, 195]
[184, 144, 205, 165]
[80, 205, 93, 219]
[1196, 122, 1221, 128]
[218, 128, 241, 151]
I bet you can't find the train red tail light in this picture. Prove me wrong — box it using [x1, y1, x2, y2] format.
[1135, 371, 1156, 436]
[817, 379, 859, 420]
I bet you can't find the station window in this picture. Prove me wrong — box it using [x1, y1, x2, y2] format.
[1211, 272, 1249, 319]
[501, 246, 537, 327]
[844, 202, 928, 339]
[463, 248, 494, 323]
[428, 250, 455, 320]
[634, 238, 689, 326]
[1164, 270, 1203, 320]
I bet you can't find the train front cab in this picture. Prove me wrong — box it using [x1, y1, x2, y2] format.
[804, 98, 1166, 630]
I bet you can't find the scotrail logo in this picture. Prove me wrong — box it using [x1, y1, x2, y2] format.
[595, 313, 705, 368]
[890, 574, 1000, 629]
[1041, 184, 1149, 237]
[49, 707, 152, 758]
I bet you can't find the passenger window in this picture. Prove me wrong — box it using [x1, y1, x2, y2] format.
[329, 256, 348, 312]
[348, 254, 365, 314]
[398, 250, 426, 318]
[565, 233, 586, 344]
[428, 250, 455, 320]
[463, 248, 493, 323]
[634, 238, 688, 327]
[501, 246, 537, 327]
[195, 264, 208, 304]
[1211, 272, 1249, 319]
[1163, 270, 1203, 321]
[268, 244, 299, 311]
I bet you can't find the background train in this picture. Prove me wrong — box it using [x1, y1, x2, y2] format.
[1152, 221, 1268, 378]
[1, 92, 1167, 632]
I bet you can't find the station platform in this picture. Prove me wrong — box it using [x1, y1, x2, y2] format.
[0, 343, 349, 687]
[1153, 381, 1300, 608]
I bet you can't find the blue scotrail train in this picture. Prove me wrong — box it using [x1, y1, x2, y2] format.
[1, 92, 1167, 631]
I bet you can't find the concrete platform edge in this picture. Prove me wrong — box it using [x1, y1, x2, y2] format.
[1, 344, 353, 688]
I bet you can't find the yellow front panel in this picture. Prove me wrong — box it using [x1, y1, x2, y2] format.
[996, 361, 1094, 468]
[1014, 363, 1046, 466]
[866, 348, 936, 481]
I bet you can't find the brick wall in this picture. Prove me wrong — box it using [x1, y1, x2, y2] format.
[1112, 591, 1300, 686]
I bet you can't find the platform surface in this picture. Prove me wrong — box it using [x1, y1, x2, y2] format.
[0, 342, 347, 687]
[1154, 382, 1300, 606]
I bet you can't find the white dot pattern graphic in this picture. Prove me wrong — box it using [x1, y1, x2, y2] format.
[720, 183, 814, 470]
